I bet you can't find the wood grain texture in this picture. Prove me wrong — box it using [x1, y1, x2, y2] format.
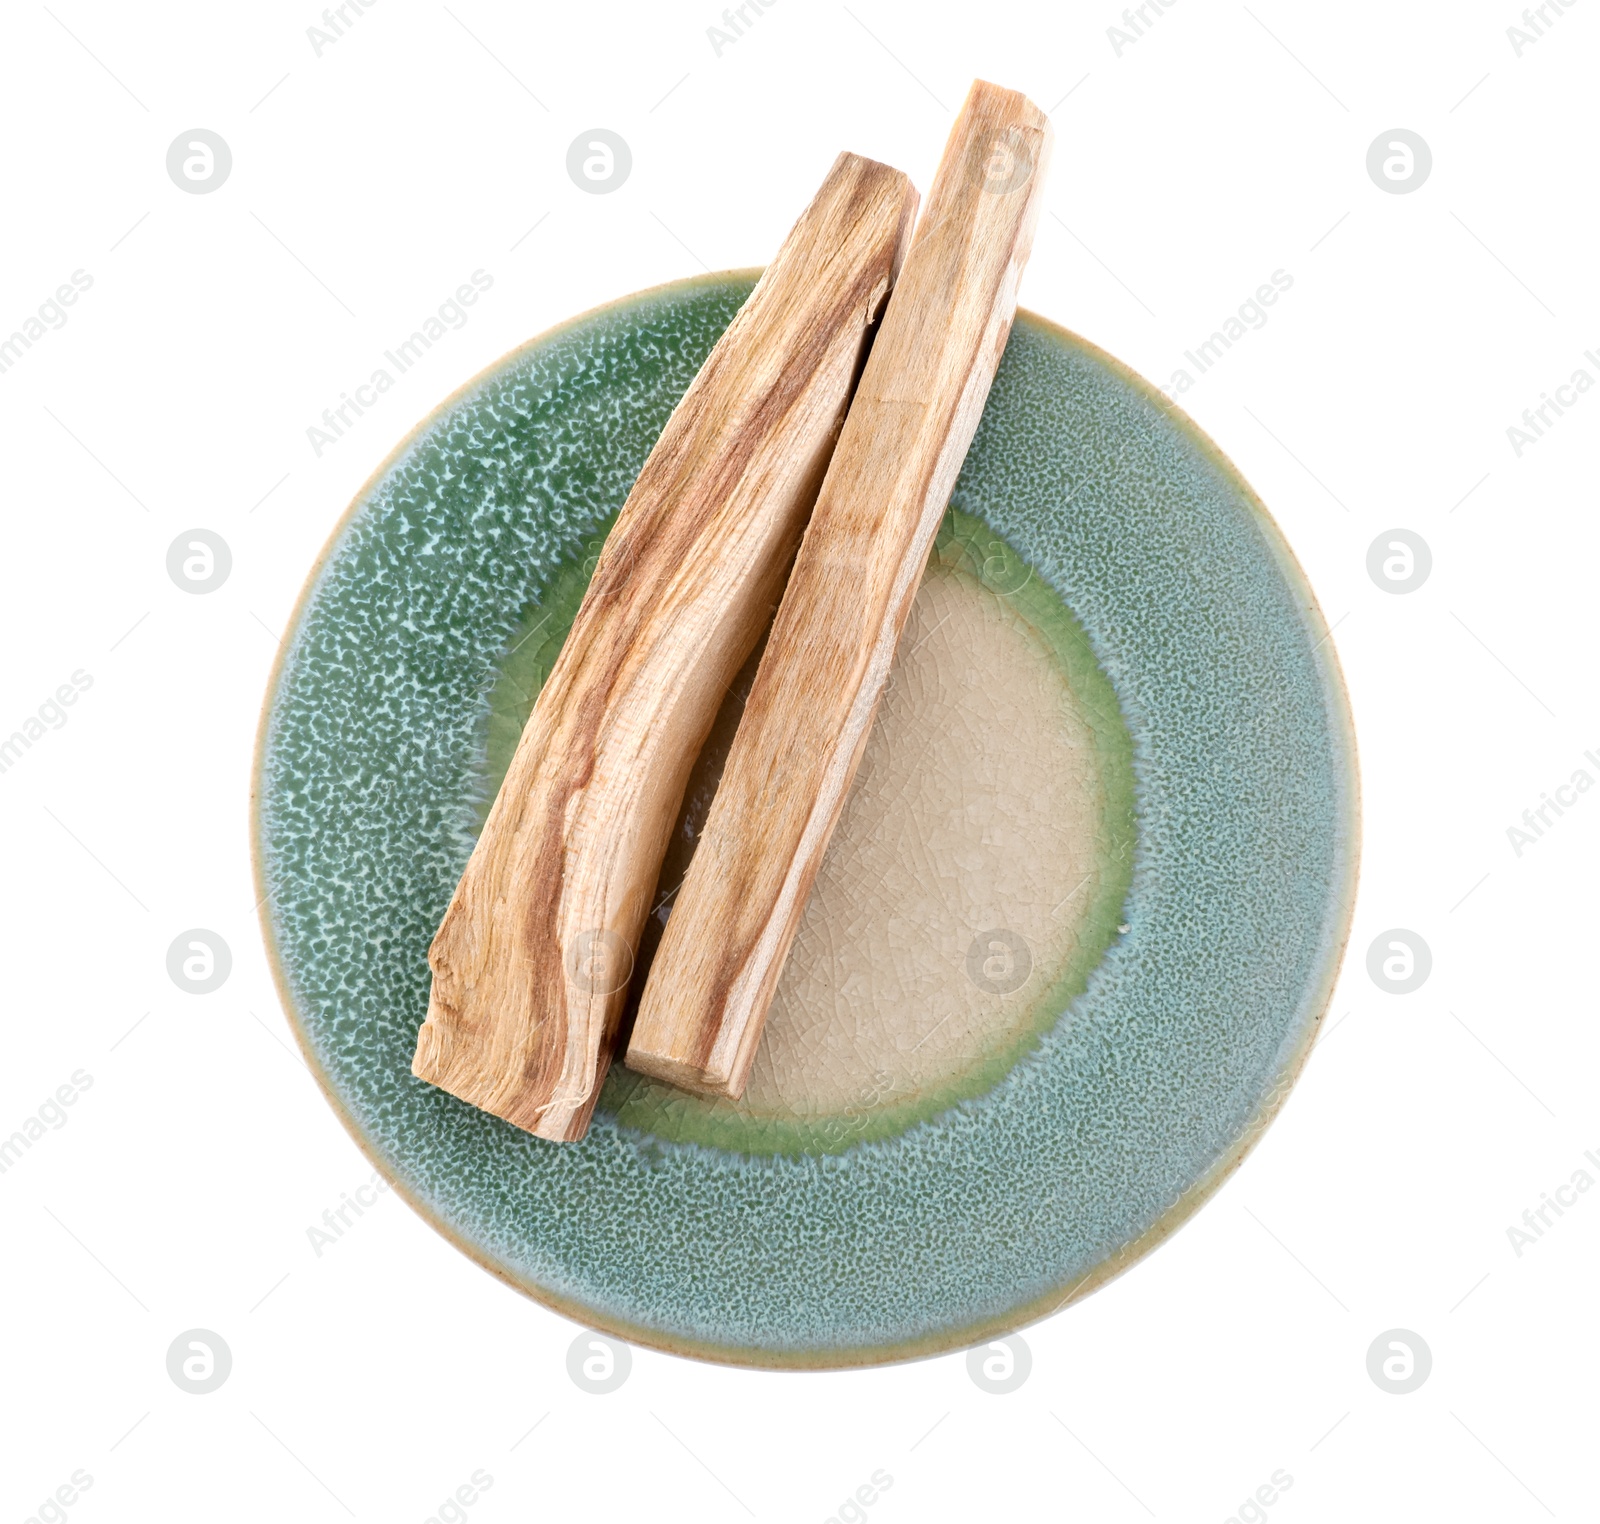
[413, 153, 919, 1140]
[626, 81, 1054, 1099]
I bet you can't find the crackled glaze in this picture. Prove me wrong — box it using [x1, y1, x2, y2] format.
[254, 273, 1357, 1368]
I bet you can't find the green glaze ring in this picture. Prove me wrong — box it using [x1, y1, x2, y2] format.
[252, 272, 1358, 1369]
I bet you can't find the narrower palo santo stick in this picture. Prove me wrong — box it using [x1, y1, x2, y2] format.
[413, 154, 919, 1141]
[627, 81, 1053, 1099]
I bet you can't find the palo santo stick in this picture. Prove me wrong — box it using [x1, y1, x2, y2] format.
[413, 153, 919, 1141]
[627, 81, 1053, 1099]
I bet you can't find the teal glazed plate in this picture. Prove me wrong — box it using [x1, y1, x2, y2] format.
[252, 272, 1358, 1369]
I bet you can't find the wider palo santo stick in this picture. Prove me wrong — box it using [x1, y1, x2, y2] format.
[414, 154, 919, 1141]
[628, 81, 1053, 1098]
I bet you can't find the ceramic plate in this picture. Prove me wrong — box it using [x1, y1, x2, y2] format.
[252, 272, 1357, 1369]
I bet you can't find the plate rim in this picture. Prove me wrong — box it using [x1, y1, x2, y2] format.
[249, 271, 1362, 1370]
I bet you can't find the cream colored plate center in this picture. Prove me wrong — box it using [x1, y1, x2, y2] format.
[736, 559, 1111, 1122]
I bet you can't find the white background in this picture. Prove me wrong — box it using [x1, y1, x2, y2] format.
[2, 1, 1597, 1519]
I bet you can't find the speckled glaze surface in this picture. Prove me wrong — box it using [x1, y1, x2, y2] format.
[253, 272, 1358, 1369]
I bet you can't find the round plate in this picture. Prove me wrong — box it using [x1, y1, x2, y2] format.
[253, 272, 1357, 1369]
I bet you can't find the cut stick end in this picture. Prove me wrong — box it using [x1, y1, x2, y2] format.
[629, 978, 767, 1100]
[411, 987, 598, 1143]
[801, 152, 921, 317]
[960, 78, 1053, 138]
[411, 1070, 598, 1144]
[966, 77, 1050, 117]
[409, 986, 454, 1087]
[943, 80, 1054, 213]
[623, 1041, 733, 1099]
